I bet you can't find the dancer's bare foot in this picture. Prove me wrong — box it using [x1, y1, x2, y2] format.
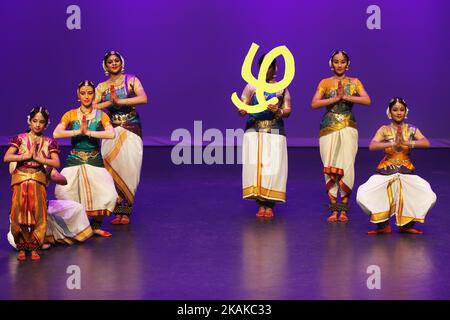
[120, 215, 130, 225]
[31, 251, 40, 261]
[399, 227, 423, 234]
[42, 243, 51, 250]
[256, 207, 265, 217]
[94, 229, 112, 237]
[264, 208, 274, 218]
[17, 250, 26, 261]
[327, 211, 338, 222]
[111, 215, 122, 225]
[367, 224, 392, 235]
[338, 211, 349, 222]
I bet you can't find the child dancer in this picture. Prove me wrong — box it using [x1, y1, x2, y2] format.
[3, 107, 60, 261]
[356, 97, 436, 234]
[311, 51, 371, 222]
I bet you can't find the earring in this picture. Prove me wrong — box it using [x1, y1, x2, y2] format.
[386, 107, 392, 120]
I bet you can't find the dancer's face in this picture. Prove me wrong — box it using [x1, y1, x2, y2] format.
[78, 86, 95, 107]
[29, 112, 46, 135]
[266, 64, 277, 81]
[331, 53, 348, 76]
[105, 54, 122, 75]
[390, 102, 407, 123]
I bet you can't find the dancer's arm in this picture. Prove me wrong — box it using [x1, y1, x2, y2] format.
[4, 135, 35, 162]
[278, 88, 292, 118]
[403, 128, 431, 149]
[369, 140, 394, 151]
[237, 84, 253, 116]
[93, 100, 113, 110]
[3, 146, 31, 163]
[93, 84, 114, 110]
[86, 113, 115, 139]
[312, 80, 339, 109]
[49, 168, 68, 185]
[53, 123, 81, 139]
[342, 78, 371, 105]
[33, 151, 60, 168]
[343, 95, 371, 105]
[369, 127, 394, 151]
[86, 124, 115, 139]
[115, 77, 148, 107]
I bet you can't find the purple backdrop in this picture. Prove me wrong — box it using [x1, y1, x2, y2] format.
[1, 0, 449, 146]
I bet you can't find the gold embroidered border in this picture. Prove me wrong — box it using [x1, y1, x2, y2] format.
[243, 186, 286, 202]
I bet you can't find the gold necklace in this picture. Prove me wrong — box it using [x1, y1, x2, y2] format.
[28, 132, 42, 139]
[333, 75, 347, 81]
[28, 132, 43, 148]
[390, 123, 404, 130]
[80, 107, 93, 115]
[109, 75, 124, 86]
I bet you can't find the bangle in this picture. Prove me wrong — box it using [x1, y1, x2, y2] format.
[72, 130, 75, 137]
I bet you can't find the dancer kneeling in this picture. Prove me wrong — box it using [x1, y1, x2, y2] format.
[356, 97, 436, 235]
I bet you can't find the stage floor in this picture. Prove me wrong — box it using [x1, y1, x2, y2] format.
[0, 147, 449, 300]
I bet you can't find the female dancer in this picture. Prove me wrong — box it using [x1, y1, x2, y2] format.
[3, 107, 60, 261]
[239, 54, 292, 217]
[311, 51, 371, 222]
[53, 81, 117, 237]
[94, 50, 148, 225]
[356, 97, 436, 234]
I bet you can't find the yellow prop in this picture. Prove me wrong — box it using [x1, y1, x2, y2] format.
[231, 42, 295, 113]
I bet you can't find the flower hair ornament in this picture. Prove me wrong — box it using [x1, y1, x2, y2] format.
[78, 80, 95, 88]
[102, 50, 125, 76]
[329, 50, 351, 70]
[77, 80, 95, 97]
[77, 80, 95, 95]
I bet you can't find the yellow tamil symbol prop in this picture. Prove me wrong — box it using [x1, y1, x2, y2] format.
[231, 42, 295, 113]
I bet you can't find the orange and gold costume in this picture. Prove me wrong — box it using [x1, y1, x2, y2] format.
[9, 133, 59, 251]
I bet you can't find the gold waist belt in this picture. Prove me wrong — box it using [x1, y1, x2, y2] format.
[385, 159, 411, 166]
[71, 150, 99, 161]
[254, 119, 279, 130]
[111, 110, 136, 124]
[11, 169, 47, 186]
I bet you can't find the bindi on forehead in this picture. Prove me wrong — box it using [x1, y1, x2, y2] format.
[33, 113, 45, 119]
[333, 57, 347, 62]
[108, 56, 121, 63]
